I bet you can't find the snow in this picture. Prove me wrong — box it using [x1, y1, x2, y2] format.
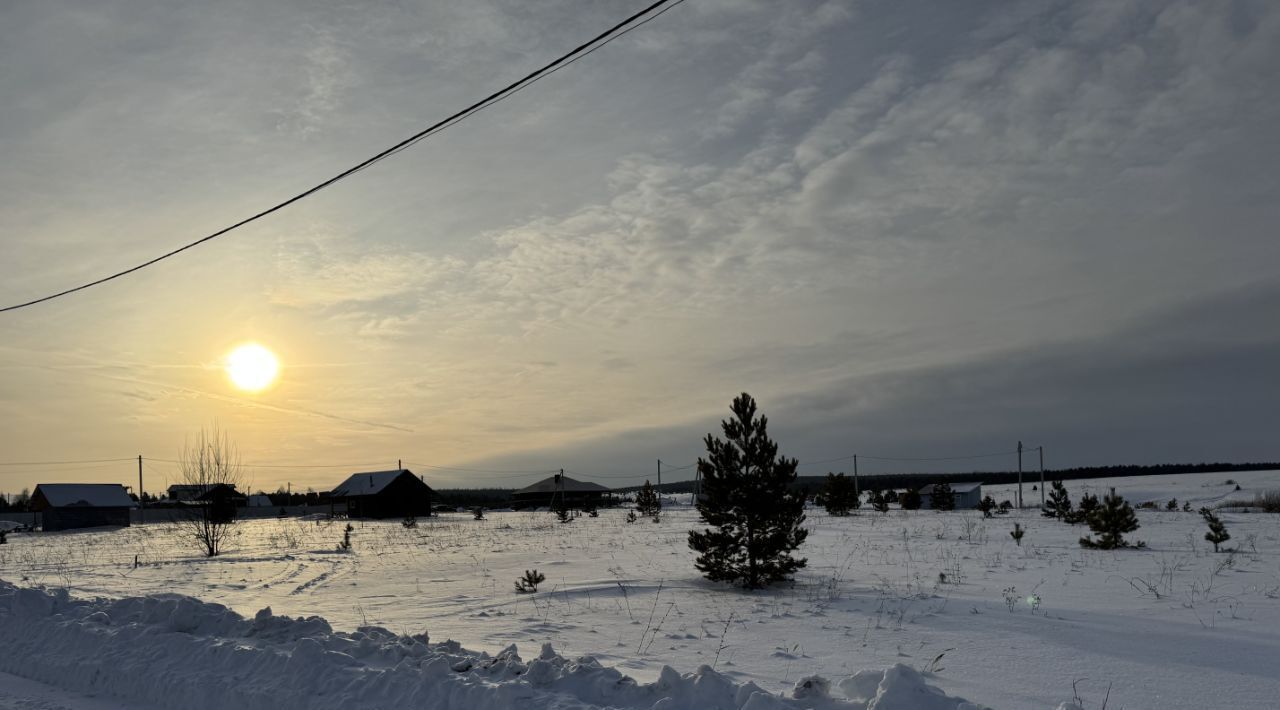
[0, 581, 977, 709]
[1, 469, 1279, 708]
[330, 469, 416, 497]
[0, 671, 157, 710]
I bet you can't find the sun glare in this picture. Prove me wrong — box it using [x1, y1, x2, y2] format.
[225, 343, 279, 392]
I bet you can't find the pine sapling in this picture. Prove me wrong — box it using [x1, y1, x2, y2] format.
[997, 500, 1013, 515]
[1010, 523, 1025, 546]
[1043, 481, 1073, 520]
[402, 516, 417, 528]
[1165, 499, 1178, 511]
[869, 489, 890, 514]
[900, 488, 922, 510]
[626, 510, 638, 524]
[337, 523, 353, 551]
[930, 482, 956, 511]
[473, 508, 485, 521]
[821, 473, 859, 516]
[0, 529, 7, 545]
[977, 495, 997, 518]
[1200, 507, 1230, 552]
[688, 393, 808, 589]
[514, 569, 546, 593]
[1079, 489, 1141, 550]
[635, 480, 662, 518]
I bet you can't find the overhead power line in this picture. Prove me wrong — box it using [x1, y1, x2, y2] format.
[0, 457, 135, 466]
[0, 0, 687, 314]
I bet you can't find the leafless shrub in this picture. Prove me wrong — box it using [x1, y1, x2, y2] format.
[174, 426, 244, 557]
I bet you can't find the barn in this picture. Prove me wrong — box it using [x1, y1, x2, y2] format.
[330, 469, 434, 519]
[512, 473, 609, 510]
[31, 484, 133, 531]
[918, 482, 984, 510]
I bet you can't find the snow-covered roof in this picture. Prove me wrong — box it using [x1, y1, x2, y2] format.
[331, 469, 426, 497]
[515, 475, 610, 495]
[34, 483, 134, 508]
[918, 482, 983, 495]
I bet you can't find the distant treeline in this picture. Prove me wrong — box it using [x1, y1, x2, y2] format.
[435, 488, 518, 507]
[607, 461, 1279, 496]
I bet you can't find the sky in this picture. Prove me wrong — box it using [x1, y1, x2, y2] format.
[1, 0, 1277, 496]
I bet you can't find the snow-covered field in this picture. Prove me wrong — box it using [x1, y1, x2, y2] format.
[2, 470, 1279, 709]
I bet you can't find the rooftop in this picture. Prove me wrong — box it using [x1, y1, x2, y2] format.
[34, 483, 134, 508]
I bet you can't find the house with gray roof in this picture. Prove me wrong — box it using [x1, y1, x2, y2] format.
[512, 473, 610, 510]
[330, 469, 434, 519]
[31, 483, 134, 531]
[918, 481, 984, 510]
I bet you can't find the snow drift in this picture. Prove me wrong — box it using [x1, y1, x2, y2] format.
[0, 581, 982, 710]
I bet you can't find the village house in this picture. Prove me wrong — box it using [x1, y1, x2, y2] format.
[512, 473, 610, 510]
[30, 483, 134, 531]
[329, 469, 434, 519]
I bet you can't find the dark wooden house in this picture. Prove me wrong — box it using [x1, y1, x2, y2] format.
[167, 483, 246, 523]
[512, 473, 609, 510]
[31, 484, 133, 531]
[330, 469, 434, 519]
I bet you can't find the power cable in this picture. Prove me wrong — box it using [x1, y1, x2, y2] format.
[0, 0, 686, 313]
[0, 457, 135, 466]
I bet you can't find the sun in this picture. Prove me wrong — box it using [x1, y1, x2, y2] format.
[225, 343, 280, 392]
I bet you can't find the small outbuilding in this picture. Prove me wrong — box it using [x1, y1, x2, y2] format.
[168, 483, 245, 523]
[330, 469, 434, 519]
[30, 484, 134, 531]
[512, 473, 609, 510]
[918, 482, 984, 510]
[246, 494, 273, 508]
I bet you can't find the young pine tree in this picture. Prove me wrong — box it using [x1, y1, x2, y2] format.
[1199, 507, 1230, 552]
[1042, 481, 1073, 520]
[688, 393, 808, 589]
[1079, 489, 1141, 550]
[977, 495, 997, 518]
[635, 480, 662, 518]
[930, 482, 956, 511]
[868, 489, 890, 513]
[822, 473, 859, 516]
[1066, 491, 1100, 524]
[899, 488, 923, 510]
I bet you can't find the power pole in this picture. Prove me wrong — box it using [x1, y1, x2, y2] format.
[853, 454, 859, 497]
[656, 460, 662, 498]
[1017, 441, 1024, 508]
[138, 455, 145, 525]
[398, 459, 402, 471]
[1039, 447, 1046, 508]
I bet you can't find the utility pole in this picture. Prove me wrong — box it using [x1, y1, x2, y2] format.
[1039, 447, 1046, 508]
[1017, 441, 1024, 508]
[138, 455, 144, 525]
[853, 454, 859, 497]
[398, 459, 402, 471]
[656, 460, 662, 497]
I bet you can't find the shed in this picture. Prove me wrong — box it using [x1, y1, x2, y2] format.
[330, 469, 434, 519]
[918, 482, 984, 510]
[512, 474, 609, 510]
[247, 494, 273, 508]
[30, 484, 133, 531]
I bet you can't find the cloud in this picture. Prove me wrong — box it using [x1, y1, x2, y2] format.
[1, 0, 1278, 489]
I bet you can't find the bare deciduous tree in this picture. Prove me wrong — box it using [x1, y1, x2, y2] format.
[176, 426, 244, 557]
